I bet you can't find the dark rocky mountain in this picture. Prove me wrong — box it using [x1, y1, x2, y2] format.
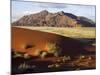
[77, 16, 95, 27]
[12, 10, 95, 27]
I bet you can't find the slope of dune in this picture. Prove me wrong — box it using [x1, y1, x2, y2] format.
[11, 27, 95, 74]
[12, 27, 95, 57]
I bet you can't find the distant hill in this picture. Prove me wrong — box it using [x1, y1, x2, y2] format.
[12, 10, 95, 27]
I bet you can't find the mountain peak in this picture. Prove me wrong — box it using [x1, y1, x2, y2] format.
[40, 10, 49, 14]
[37, 10, 49, 16]
[58, 11, 65, 15]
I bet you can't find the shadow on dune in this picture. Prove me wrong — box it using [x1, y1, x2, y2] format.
[11, 27, 95, 74]
[11, 27, 95, 56]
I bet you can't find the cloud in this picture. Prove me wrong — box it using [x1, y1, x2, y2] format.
[34, 2, 68, 8]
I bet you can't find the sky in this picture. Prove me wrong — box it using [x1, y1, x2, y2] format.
[11, 0, 96, 22]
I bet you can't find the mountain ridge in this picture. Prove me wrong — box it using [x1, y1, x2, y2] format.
[12, 10, 95, 27]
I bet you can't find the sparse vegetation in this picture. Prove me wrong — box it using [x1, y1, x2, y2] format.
[13, 51, 31, 59]
[18, 62, 36, 70]
[13, 52, 23, 58]
[14, 26, 96, 38]
[45, 42, 60, 57]
[55, 63, 60, 68]
[48, 63, 60, 68]
[11, 26, 96, 74]
[38, 42, 60, 58]
[62, 56, 71, 62]
[48, 64, 54, 68]
[18, 62, 29, 70]
[79, 55, 85, 59]
[23, 53, 30, 59]
[39, 51, 48, 58]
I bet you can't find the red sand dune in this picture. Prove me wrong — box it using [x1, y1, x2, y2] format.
[11, 27, 94, 56]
